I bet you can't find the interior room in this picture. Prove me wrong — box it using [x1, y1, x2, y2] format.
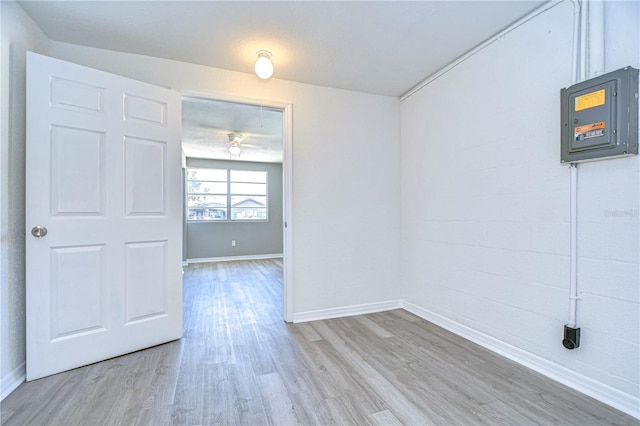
[181, 97, 284, 263]
[1, 0, 638, 423]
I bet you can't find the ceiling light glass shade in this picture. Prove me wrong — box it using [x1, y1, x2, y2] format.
[228, 132, 243, 156]
[229, 144, 241, 156]
[255, 51, 274, 79]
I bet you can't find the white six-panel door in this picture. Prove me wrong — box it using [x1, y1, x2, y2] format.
[25, 52, 182, 380]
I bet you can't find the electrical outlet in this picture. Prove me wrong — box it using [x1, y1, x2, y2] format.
[231, 240, 236, 247]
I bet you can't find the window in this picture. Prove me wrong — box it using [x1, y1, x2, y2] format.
[187, 168, 227, 221]
[230, 170, 268, 220]
[187, 168, 268, 222]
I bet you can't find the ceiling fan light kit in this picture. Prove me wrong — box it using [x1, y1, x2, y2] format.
[228, 132, 243, 156]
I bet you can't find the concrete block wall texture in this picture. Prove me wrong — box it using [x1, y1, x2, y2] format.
[400, 0, 639, 402]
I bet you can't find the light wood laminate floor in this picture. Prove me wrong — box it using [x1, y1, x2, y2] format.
[1, 259, 636, 425]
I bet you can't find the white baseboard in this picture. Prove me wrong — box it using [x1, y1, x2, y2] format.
[293, 300, 402, 323]
[1, 361, 25, 401]
[186, 253, 283, 264]
[401, 300, 640, 420]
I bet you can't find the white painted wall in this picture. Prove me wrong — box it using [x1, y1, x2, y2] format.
[48, 41, 402, 315]
[3, 0, 637, 416]
[401, 0, 638, 411]
[0, 1, 49, 398]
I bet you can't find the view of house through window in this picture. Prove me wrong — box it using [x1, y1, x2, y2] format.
[187, 168, 268, 221]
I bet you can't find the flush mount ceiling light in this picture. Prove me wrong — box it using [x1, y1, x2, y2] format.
[228, 133, 243, 156]
[254, 50, 274, 80]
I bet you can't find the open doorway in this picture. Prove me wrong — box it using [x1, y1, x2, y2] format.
[180, 96, 293, 322]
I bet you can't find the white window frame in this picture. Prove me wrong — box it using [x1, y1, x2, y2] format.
[186, 167, 268, 223]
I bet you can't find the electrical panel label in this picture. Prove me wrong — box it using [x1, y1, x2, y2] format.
[575, 89, 606, 111]
[575, 121, 605, 140]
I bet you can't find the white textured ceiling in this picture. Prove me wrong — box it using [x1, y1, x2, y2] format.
[182, 97, 283, 163]
[18, 0, 545, 97]
[18, 0, 546, 162]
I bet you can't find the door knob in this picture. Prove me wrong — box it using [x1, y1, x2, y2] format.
[31, 226, 48, 238]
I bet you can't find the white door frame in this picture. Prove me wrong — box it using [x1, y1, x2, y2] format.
[181, 91, 294, 322]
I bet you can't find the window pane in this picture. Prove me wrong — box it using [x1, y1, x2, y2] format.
[188, 208, 226, 221]
[231, 208, 267, 220]
[230, 170, 267, 183]
[187, 195, 227, 221]
[188, 168, 226, 181]
[188, 181, 227, 194]
[230, 182, 267, 195]
[231, 196, 266, 207]
[188, 194, 227, 207]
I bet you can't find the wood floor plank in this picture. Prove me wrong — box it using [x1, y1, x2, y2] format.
[1, 259, 636, 426]
[307, 320, 351, 353]
[257, 372, 299, 425]
[323, 394, 372, 425]
[295, 322, 324, 342]
[384, 309, 422, 323]
[330, 342, 431, 424]
[222, 360, 269, 425]
[353, 315, 395, 339]
[367, 409, 404, 426]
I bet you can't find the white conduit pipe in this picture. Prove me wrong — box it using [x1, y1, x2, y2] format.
[567, 0, 605, 328]
[569, 164, 578, 328]
[567, 0, 605, 330]
[588, 0, 605, 77]
[580, 0, 589, 81]
[571, 0, 582, 84]
[568, 0, 585, 329]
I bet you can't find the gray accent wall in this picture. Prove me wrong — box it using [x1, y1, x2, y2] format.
[185, 158, 283, 259]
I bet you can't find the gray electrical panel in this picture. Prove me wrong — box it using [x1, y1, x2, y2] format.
[561, 66, 638, 163]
